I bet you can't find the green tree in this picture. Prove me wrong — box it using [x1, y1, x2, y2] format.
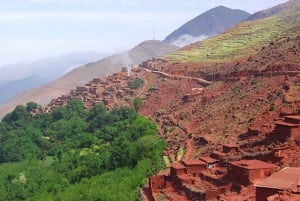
[127, 78, 144, 89]
[135, 135, 166, 171]
[133, 97, 143, 112]
[3, 105, 30, 125]
[26, 102, 38, 112]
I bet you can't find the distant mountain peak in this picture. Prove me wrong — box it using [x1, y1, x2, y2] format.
[164, 6, 250, 47]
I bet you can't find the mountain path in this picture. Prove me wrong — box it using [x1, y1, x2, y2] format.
[139, 66, 212, 85]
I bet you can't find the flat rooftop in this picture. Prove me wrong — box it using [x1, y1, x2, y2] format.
[284, 115, 300, 121]
[230, 160, 279, 170]
[255, 167, 300, 190]
[211, 151, 227, 157]
[223, 144, 240, 148]
[199, 156, 218, 164]
[182, 159, 206, 166]
[171, 162, 185, 170]
[275, 121, 299, 127]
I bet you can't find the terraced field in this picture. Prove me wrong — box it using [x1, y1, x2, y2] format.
[164, 4, 300, 63]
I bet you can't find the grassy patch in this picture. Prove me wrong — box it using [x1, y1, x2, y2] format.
[176, 147, 185, 161]
[163, 155, 171, 167]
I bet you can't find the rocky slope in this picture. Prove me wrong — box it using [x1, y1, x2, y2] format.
[0, 40, 178, 119]
[164, 6, 250, 47]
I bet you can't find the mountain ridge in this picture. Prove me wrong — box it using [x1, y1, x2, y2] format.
[0, 52, 106, 104]
[164, 6, 250, 47]
[164, 1, 300, 64]
[247, 0, 298, 21]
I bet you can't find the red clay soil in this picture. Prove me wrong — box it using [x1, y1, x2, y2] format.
[37, 36, 300, 201]
[138, 37, 300, 201]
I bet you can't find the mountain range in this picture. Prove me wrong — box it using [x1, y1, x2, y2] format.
[0, 52, 106, 104]
[164, 0, 300, 64]
[164, 6, 250, 47]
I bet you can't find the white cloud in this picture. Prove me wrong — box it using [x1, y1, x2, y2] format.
[172, 34, 210, 47]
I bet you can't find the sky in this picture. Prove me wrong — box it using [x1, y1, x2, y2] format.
[0, 0, 288, 66]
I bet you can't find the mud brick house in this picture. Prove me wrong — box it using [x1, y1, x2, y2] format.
[170, 162, 186, 181]
[199, 156, 219, 169]
[255, 167, 300, 201]
[222, 144, 240, 154]
[210, 150, 227, 161]
[182, 93, 202, 102]
[149, 175, 166, 193]
[181, 160, 206, 176]
[272, 115, 300, 140]
[271, 144, 289, 158]
[141, 60, 156, 70]
[122, 66, 128, 72]
[227, 160, 279, 186]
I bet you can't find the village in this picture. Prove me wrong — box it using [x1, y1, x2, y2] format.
[148, 113, 300, 201]
[37, 59, 300, 201]
[42, 66, 142, 113]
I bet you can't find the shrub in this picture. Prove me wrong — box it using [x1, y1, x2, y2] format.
[127, 78, 144, 89]
[231, 85, 241, 94]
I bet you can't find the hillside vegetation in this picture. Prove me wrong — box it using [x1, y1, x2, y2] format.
[0, 100, 165, 200]
[164, 3, 300, 63]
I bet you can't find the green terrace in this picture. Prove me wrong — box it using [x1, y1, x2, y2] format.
[164, 4, 300, 63]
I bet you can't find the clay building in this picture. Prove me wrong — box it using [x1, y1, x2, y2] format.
[181, 160, 206, 176]
[272, 115, 300, 140]
[199, 156, 219, 169]
[255, 167, 300, 201]
[222, 144, 240, 154]
[182, 93, 201, 102]
[170, 162, 186, 181]
[210, 150, 227, 161]
[141, 60, 156, 70]
[149, 175, 166, 193]
[227, 160, 279, 186]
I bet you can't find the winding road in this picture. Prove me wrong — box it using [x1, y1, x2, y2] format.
[139, 67, 213, 85]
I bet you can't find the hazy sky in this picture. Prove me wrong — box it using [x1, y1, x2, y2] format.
[0, 0, 288, 65]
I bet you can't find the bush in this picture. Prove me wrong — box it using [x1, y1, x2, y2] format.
[128, 78, 144, 89]
[251, 79, 259, 85]
[133, 97, 143, 112]
[231, 85, 241, 94]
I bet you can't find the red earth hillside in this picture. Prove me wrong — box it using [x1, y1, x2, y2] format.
[39, 36, 300, 201]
